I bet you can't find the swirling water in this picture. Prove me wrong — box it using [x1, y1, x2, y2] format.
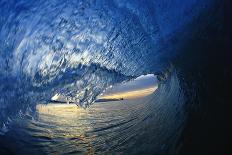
[1, 72, 185, 154]
[0, 0, 212, 121]
[1, 0, 225, 154]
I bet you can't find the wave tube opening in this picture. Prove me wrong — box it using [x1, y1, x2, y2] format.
[1, 0, 231, 155]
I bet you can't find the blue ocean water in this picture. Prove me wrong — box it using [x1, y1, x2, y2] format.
[0, 0, 211, 124]
[2, 0, 231, 154]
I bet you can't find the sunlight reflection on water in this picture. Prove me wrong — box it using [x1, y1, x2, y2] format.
[2, 73, 185, 155]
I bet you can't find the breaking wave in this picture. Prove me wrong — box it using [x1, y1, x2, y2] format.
[0, 0, 213, 134]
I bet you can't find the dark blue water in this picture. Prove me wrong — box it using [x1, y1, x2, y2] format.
[1, 0, 232, 154]
[0, 72, 185, 155]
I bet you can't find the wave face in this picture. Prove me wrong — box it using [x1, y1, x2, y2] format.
[0, 0, 212, 137]
[1, 72, 186, 155]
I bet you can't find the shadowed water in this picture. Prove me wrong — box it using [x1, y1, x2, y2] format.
[0, 73, 185, 155]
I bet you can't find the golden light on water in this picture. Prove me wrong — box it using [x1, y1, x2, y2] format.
[37, 84, 158, 116]
[34, 74, 158, 154]
[36, 104, 83, 116]
[35, 104, 94, 155]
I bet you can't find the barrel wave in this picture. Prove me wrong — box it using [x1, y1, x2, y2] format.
[2, 0, 231, 154]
